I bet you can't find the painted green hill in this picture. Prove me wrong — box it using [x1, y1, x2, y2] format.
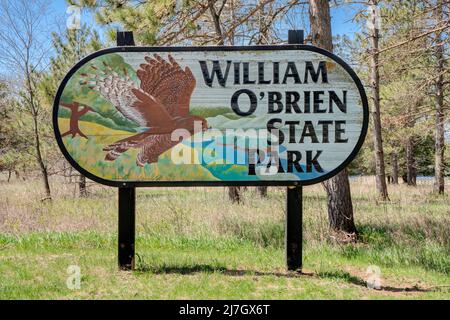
[59, 53, 140, 132]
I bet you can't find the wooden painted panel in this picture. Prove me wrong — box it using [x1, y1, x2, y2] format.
[53, 45, 368, 187]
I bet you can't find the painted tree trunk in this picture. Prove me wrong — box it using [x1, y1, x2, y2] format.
[60, 102, 92, 138]
[60, 102, 91, 197]
[433, 0, 445, 194]
[309, 0, 357, 235]
[369, 0, 389, 201]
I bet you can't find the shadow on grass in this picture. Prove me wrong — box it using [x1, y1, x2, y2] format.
[137, 263, 228, 275]
[222, 269, 315, 278]
[136, 260, 439, 293]
[316, 271, 435, 293]
[136, 261, 313, 278]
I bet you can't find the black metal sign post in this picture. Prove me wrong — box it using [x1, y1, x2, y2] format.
[118, 187, 135, 269]
[117, 31, 136, 270]
[286, 30, 304, 272]
[286, 185, 303, 272]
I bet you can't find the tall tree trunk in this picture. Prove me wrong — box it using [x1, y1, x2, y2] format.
[405, 137, 416, 186]
[32, 113, 51, 199]
[228, 186, 242, 204]
[433, 0, 445, 194]
[390, 152, 399, 184]
[309, 0, 333, 50]
[33, 118, 51, 199]
[79, 174, 87, 197]
[257, 186, 268, 197]
[322, 168, 356, 235]
[309, 0, 357, 236]
[368, 0, 389, 201]
[25, 62, 51, 199]
[208, 0, 243, 202]
[255, 0, 269, 199]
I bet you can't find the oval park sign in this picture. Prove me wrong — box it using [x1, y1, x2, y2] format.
[53, 45, 369, 187]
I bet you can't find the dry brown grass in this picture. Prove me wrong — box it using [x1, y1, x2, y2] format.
[0, 175, 448, 299]
[0, 175, 448, 250]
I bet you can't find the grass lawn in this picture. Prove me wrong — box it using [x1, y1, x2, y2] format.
[0, 177, 449, 299]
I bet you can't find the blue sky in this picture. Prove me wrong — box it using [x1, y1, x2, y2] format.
[0, 0, 364, 81]
[50, 0, 363, 44]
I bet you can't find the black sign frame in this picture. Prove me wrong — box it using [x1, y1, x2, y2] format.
[53, 44, 369, 188]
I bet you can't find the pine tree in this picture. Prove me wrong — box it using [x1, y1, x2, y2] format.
[368, 0, 389, 200]
[40, 25, 101, 197]
[309, 0, 357, 239]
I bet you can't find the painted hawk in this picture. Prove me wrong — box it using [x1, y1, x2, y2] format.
[80, 54, 207, 166]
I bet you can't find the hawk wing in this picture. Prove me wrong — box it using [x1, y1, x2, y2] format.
[137, 54, 196, 117]
[80, 63, 150, 127]
[131, 88, 173, 127]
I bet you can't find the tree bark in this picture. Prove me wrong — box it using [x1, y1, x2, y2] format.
[257, 186, 268, 197]
[405, 137, 416, 186]
[229, 0, 235, 45]
[390, 152, 399, 184]
[27, 69, 51, 199]
[208, 0, 225, 45]
[32, 112, 51, 199]
[309, 0, 357, 236]
[309, 0, 333, 50]
[433, 0, 445, 194]
[79, 174, 87, 197]
[369, 0, 389, 201]
[322, 168, 357, 235]
[228, 186, 242, 204]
